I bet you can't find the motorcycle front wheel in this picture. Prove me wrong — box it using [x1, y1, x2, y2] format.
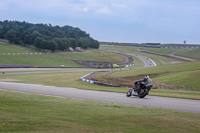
[126, 89, 132, 97]
[138, 89, 149, 98]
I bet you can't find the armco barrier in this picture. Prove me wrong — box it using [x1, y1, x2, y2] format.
[81, 72, 120, 87]
[80, 72, 96, 84]
[124, 64, 134, 68]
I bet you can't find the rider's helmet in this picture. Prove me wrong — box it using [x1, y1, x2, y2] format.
[145, 76, 149, 79]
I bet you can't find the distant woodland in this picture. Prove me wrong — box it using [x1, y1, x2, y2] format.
[0, 20, 99, 51]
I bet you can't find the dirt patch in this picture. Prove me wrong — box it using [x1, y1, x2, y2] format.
[0, 79, 22, 82]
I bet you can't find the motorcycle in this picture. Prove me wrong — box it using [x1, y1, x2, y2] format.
[126, 81, 151, 98]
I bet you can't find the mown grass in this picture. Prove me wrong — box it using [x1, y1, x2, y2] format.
[175, 48, 200, 59]
[0, 41, 83, 67]
[141, 47, 184, 54]
[56, 49, 125, 63]
[1, 70, 200, 100]
[0, 90, 200, 133]
[132, 55, 145, 67]
[0, 71, 126, 92]
[153, 70, 200, 90]
[100, 45, 184, 66]
[0, 41, 42, 53]
[150, 89, 200, 100]
[0, 42, 126, 67]
[142, 47, 200, 59]
[0, 54, 84, 67]
[110, 61, 200, 90]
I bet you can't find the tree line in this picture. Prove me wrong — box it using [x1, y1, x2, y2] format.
[0, 20, 99, 51]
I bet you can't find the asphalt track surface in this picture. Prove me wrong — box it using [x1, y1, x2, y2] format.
[0, 82, 200, 113]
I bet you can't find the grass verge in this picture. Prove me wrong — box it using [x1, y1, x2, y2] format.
[1, 70, 200, 100]
[0, 90, 200, 133]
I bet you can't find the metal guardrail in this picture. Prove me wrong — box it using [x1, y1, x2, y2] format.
[80, 72, 120, 87]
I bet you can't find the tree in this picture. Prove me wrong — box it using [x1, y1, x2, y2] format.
[61, 38, 70, 50]
[78, 38, 89, 49]
[53, 38, 65, 51]
[68, 38, 77, 49]
[48, 40, 57, 52]
[31, 30, 42, 43]
[4, 30, 18, 44]
[89, 38, 99, 48]
[0, 20, 99, 50]
[34, 37, 42, 48]
[40, 39, 48, 49]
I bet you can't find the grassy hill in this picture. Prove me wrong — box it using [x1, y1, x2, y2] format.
[0, 41, 125, 67]
[56, 49, 124, 63]
[0, 41, 42, 53]
[110, 61, 200, 90]
[100, 45, 186, 66]
[96, 45, 200, 91]
[141, 47, 200, 59]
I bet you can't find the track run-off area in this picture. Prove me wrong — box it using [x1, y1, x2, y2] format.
[1, 52, 200, 114]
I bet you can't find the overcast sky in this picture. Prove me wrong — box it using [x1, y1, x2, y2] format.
[0, 0, 200, 44]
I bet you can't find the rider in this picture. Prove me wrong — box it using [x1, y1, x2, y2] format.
[139, 76, 153, 90]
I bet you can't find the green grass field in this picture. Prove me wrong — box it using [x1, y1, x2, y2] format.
[56, 49, 125, 63]
[0, 41, 42, 53]
[109, 61, 200, 91]
[1, 70, 200, 100]
[1, 43, 200, 132]
[175, 48, 200, 59]
[0, 42, 125, 67]
[100, 45, 184, 66]
[142, 47, 200, 59]
[1, 90, 200, 133]
[0, 71, 127, 92]
[99, 45, 200, 91]
[0, 54, 84, 67]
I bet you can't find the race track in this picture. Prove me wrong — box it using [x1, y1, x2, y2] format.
[0, 82, 200, 113]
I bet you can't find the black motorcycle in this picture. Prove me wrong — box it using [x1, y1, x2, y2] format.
[126, 81, 152, 98]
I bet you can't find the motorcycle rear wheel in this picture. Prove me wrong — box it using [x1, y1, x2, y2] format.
[138, 89, 149, 98]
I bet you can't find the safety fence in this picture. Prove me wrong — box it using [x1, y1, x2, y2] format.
[124, 64, 134, 68]
[81, 72, 120, 87]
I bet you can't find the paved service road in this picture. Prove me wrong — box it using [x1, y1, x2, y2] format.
[1, 82, 200, 113]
